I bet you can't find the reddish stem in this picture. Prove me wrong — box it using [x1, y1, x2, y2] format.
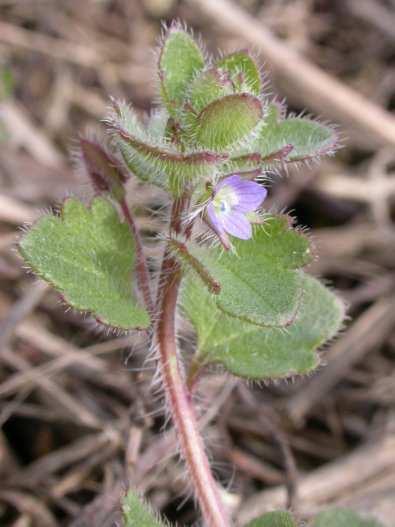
[120, 198, 154, 317]
[156, 252, 230, 527]
[152, 194, 230, 526]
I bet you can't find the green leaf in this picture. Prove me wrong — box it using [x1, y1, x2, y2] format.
[20, 198, 150, 330]
[158, 25, 205, 116]
[189, 216, 312, 327]
[187, 52, 261, 115]
[265, 101, 285, 125]
[226, 144, 294, 173]
[183, 52, 261, 149]
[122, 491, 169, 527]
[182, 272, 344, 380]
[146, 108, 169, 141]
[113, 123, 226, 194]
[312, 509, 383, 527]
[192, 93, 263, 151]
[108, 100, 226, 194]
[246, 511, 296, 527]
[168, 237, 221, 294]
[217, 50, 261, 96]
[107, 99, 160, 185]
[187, 67, 234, 114]
[258, 105, 338, 162]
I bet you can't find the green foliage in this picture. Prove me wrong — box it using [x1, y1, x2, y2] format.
[189, 216, 312, 328]
[191, 93, 263, 151]
[122, 491, 168, 527]
[257, 104, 338, 162]
[246, 511, 296, 527]
[158, 24, 205, 116]
[19, 198, 150, 330]
[108, 99, 225, 194]
[186, 51, 261, 115]
[19, 23, 347, 527]
[107, 99, 158, 185]
[246, 509, 384, 527]
[168, 238, 221, 294]
[182, 271, 344, 379]
[217, 50, 262, 96]
[182, 51, 262, 152]
[187, 67, 234, 114]
[146, 108, 169, 140]
[105, 29, 337, 194]
[312, 509, 383, 527]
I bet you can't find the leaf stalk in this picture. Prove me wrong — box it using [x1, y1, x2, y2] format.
[120, 198, 154, 317]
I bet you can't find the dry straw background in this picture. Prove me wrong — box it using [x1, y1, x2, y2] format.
[1, 0, 395, 525]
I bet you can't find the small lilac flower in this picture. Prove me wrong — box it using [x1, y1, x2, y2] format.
[206, 175, 267, 242]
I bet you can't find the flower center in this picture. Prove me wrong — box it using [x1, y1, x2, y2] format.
[219, 200, 228, 213]
[212, 185, 239, 216]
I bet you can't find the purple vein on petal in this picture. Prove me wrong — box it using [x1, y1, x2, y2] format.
[221, 211, 252, 240]
[217, 175, 267, 212]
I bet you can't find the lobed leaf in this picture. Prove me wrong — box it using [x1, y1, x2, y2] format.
[107, 100, 160, 185]
[187, 51, 261, 115]
[107, 100, 226, 194]
[187, 66, 234, 114]
[113, 123, 226, 194]
[182, 272, 344, 380]
[19, 197, 150, 330]
[122, 491, 169, 527]
[258, 104, 338, 162]
[216, 50, 261, 96]
[189, 216, 312, 327]
[312, 509, 383, 527]
[158, 25, 205, 116]
[245, 511, 296, 527]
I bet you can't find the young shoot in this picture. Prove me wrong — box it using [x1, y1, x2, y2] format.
[19, 21, 345, 527]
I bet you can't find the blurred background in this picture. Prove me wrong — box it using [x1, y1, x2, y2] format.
[1, 0, 395, 526]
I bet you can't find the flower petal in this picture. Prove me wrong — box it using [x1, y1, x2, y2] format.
[215, 174, 243, 192]
[216, 175, 267, 213]
[221, 210, 252, 240]
[207, 202, 224, 234]
[232, 182, 267, 212]
[206, 203, 231, 249]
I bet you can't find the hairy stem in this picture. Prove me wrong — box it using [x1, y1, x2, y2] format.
[153, 195, 230, 526]
[155, 252, 230, 527]
[120, 198, 154, 316]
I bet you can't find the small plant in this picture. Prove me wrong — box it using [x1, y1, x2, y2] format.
[121, 495, 384, 527]
[20, 22, 347, 527]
